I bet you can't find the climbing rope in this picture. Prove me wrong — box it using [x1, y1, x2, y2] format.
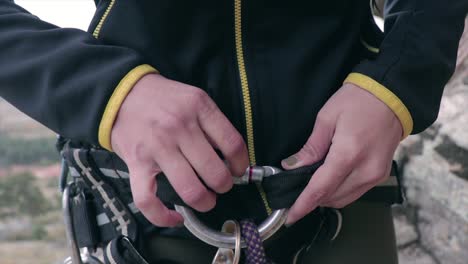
[240, 220, 273, 264]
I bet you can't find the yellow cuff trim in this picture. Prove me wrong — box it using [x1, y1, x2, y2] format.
[344, 73, 413, 139]
[98, 64, 158, 151]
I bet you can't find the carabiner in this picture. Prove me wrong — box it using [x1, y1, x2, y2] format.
[233, 165, 282, 185]
[212, 220, 241, 264]
[62, 185, 84, 264]
[176, 166, 288, 249]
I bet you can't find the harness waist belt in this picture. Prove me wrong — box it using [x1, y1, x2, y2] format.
[156, 161, 403, 210]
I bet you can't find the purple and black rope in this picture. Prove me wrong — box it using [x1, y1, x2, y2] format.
[240, 220, 273, 264]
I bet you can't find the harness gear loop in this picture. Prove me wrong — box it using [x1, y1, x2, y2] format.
[212, 220, 241, 264]
[175, 166, 288, 249]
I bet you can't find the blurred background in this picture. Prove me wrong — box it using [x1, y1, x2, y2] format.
[0, 1, 466, 264]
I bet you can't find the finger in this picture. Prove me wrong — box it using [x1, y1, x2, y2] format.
[128, 163, 183, 227]
[282, 113, 336, 170]
[197, 97, 249, 176]
[320, 161, 394, 209]
[179, 125, 233, 193]
[285, 139, 362, 225]
[320, 184, 371, 209]
[153, 142, 216, 212]
[322, 159, 392, 204]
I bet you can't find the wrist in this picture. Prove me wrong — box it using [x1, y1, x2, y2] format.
[98, 64, 158, 151]
[344, 73, 412, 139]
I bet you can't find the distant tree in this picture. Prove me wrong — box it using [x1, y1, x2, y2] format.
[0, 172, 51, 218]
[0, 136, 58, 166]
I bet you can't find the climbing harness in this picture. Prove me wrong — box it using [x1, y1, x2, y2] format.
[58, 142, 403, 264]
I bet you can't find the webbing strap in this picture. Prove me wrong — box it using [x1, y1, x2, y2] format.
[262, 162, 322, 209]
[63, 148, 139, 244]
[156, 161, 403, 209]
[104, 236, 149, 264]
[263, 161, 402, 209]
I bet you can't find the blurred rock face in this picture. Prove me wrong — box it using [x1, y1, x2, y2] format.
[393, 22, 468, 264]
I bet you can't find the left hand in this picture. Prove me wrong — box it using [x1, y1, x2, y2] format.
[282, 83, 403, 225]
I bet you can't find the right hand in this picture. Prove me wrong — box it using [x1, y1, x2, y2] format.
[111, 74, 249, 227]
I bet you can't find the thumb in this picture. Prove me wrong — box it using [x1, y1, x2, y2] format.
[282, 114, 335, 169]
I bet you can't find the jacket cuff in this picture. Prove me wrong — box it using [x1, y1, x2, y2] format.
[344, 73, 413, 139]
[98, 64, 158, 151]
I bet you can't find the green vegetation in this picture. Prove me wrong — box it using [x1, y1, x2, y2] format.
[31, 223, 48, 240]
[0, 102, 71, 261]
[0, 136, 58, 166]
[0, 172, 55, 241]
[0, 172, 52, 218]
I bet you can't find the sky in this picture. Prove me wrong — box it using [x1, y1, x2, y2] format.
[15, 0, 95, 30]
[14, 1, 385, 32]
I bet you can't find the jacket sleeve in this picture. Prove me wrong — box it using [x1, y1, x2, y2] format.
[0, 0, 157, 150]
[344, 0, 467, 138]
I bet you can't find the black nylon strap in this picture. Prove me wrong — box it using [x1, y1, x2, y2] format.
[156, 161, 403, 209]
[262, 162, 323, 209]
[104, 236, 149, 264]
[69, 181, 99, 248]
[156, 174, 186, 207]
[263, 161, 402, 209]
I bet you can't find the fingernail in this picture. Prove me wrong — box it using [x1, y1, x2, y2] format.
[285, 217, 296, 227]
[285, 211, 297, 227]
[282, 155, 298, 167]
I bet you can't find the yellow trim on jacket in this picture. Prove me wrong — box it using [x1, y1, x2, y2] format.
[344, 73, 413, 139]
[98, 64, 158, 151]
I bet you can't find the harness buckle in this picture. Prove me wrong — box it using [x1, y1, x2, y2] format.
[175, 166, 288, 249]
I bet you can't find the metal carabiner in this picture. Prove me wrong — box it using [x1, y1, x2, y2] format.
[212, 220, 241, 264]
[62, 185, 84, 264]
[62, 155, 103, 264]
[175, 166, 288, 249]
[63, 185, 104, 264]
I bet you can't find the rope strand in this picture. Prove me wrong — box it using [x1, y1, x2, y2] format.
[240, 220, 272, 264]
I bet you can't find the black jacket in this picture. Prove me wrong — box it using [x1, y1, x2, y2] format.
[1, 0, 466, 220]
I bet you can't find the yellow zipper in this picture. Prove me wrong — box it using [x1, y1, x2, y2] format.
[93, 0, 116, 38]
[234, 0, 272, 215]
